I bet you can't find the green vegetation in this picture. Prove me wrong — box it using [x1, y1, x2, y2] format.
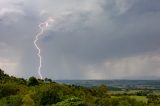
[0, 69, 160, 106]
[129, 96, 148, 103]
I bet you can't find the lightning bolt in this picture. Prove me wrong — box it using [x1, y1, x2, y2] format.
[34, 17, 54, 79]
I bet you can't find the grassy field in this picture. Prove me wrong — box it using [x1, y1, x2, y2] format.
[111, 96, 148, 103]
[129, 96, 148, 103]
[109, 90, 160, 104]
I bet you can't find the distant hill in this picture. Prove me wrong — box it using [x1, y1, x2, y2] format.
[56, 80, 160, 90]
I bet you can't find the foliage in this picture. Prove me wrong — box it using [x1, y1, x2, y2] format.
[52, 96, 84, 106]
[147, 95, 160, 105]
[0, 95, 22, 106]
[22, 94, 34, 106]
[40, 88, 60, 105]
[27, 76, 39, 86]
[0, 69, 160, 106]
[137, 90, 153, 96]
[0, 83, 19, 98]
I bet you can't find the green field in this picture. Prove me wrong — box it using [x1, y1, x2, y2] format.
[129, 96, 148, 103]
[111, 96, 148, 103]
[109, 89, 160, 95]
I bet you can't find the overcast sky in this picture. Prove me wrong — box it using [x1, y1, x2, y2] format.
[0, 0, 160, 79]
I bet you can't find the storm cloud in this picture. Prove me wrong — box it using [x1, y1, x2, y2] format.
[0, 0, 160, 79]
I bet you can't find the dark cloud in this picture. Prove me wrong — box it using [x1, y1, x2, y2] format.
[0, 0, 160, 79]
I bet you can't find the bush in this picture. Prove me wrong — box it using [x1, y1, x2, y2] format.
[22, 94, 34, 106]
[53, 96, 84, 106]
[0, 83, 19, 98]
[40, 89, 60, 105]
[27, 77, 39, 86]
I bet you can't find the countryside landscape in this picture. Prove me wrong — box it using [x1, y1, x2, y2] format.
[1, 0, 160, 106]
[1, 69, 160, 106]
